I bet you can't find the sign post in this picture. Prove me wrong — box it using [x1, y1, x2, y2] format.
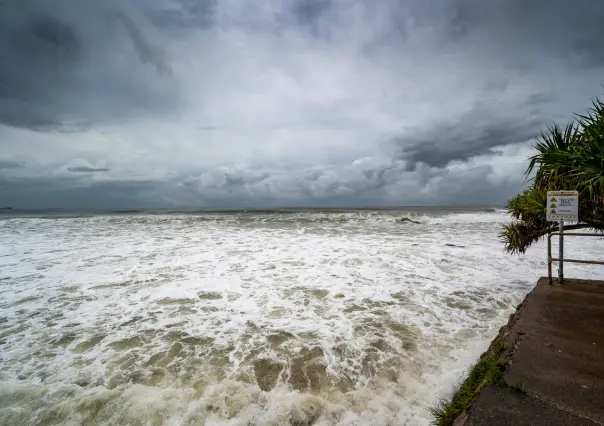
[559, 219, 564, 282]
[546, 190, 579, 283]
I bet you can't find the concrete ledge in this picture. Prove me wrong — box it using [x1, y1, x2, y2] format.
[464, 384, 600, 426]
[450, 277, 604, 426]
[436, 278, 604, 426]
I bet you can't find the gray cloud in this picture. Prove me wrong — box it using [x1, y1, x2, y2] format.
[0, 160, 25, 170]
[144, 0, 217, 32]
[396, 104, 544, 170]
[169, 149, 529, 208]
[0, 0, 179, 131]
[67, 166, 110, 173]
[114, 11, 172, 77]
[1, 0, 604, 207]
[0, 175, 162, 208]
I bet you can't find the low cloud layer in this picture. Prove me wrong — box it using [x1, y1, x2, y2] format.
[67, 166, 110, 173]
[0, 160, 25, 170]
[1, 0, 603, 207]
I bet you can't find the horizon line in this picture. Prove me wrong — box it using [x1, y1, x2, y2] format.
[1, 204, 505, 211]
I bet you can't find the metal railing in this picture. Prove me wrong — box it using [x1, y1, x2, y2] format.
[547, 232, 604, 284]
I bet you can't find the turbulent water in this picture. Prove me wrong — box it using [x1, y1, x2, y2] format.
[1, 209, 603, 426]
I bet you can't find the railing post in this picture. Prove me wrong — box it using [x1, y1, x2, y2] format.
[546, 232, 604, 279]
[548, 233, 552, 284]
[559, 220, 564, 283]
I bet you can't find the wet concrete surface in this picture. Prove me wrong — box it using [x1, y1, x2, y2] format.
[463, 278, 604, 426]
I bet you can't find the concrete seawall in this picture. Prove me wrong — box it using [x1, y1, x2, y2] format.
[442, 277, 604, 426]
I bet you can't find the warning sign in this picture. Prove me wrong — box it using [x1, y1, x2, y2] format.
[546, 190, 578, 222]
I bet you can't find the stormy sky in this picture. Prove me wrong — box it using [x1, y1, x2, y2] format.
[1, 0, 603, 208]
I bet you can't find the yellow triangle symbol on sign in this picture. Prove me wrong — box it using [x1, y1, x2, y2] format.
[550, 203, 557, 208]
[550, 209, 557, 214]
[550, 197, 557, 202]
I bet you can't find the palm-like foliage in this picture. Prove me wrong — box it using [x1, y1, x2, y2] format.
[502, 97, 604, 254]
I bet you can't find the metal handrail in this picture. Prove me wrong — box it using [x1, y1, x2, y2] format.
[547, 232, 604, 284]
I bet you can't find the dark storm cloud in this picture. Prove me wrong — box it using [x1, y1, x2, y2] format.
[2, 0, 602, 133]
[0, 9, 81, 130]
[28, 15, 80, 51]
[388, 0, 604, 168]
[443, 0, 604, 52]
[1, 0, 604, 208]
[0, 0, 179, 131]
[396, 107, 543, 170]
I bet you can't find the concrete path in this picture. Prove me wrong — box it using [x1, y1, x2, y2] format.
[462, 278, 604, 426]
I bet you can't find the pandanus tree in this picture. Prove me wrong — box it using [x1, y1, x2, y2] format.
[502, 97, 604, 254]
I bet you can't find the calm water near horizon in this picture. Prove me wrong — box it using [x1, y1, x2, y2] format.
[1, 208, 602, 425]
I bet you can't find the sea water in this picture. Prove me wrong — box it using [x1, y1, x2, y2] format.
[1, 209, 602, 425]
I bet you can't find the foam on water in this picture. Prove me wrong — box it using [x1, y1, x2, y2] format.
[1, 210, 603, 425]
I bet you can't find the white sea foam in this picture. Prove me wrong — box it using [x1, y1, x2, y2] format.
[0, 210, 602, 425]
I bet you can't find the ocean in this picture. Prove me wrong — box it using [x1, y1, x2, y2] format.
[1, 208, 603, 425]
